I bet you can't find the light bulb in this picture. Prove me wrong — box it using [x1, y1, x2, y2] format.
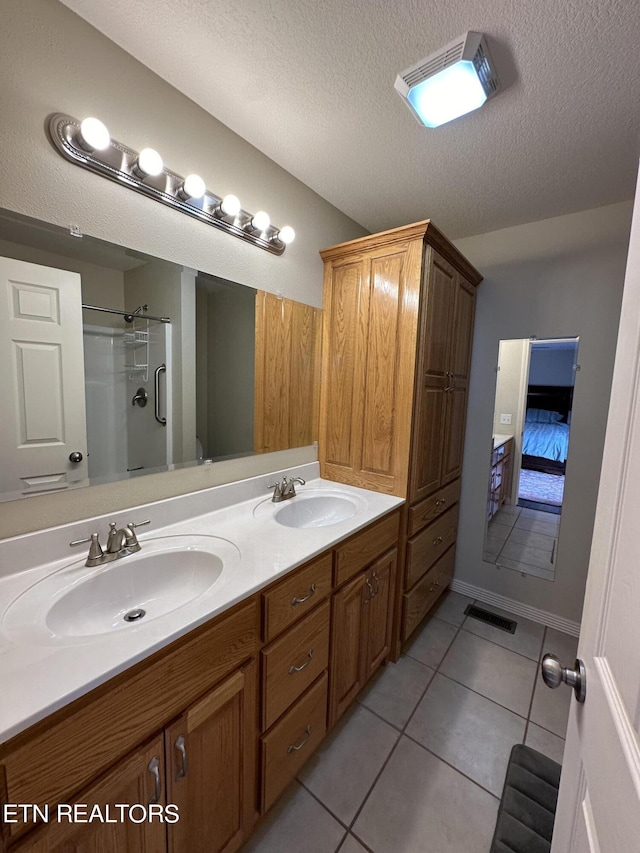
[78, 117, 110, 152]
[181, 173, 206, 199]
[278, 226, 295, 245]
[220, 194, 241, 217]
[251, 210, 270, 232]
[137, 148, 163, 177]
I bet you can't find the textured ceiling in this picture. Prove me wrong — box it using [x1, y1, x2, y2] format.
[59, 0, 640, 238]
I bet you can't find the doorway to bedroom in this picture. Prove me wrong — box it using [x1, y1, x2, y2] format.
[483, 336, 579, 580]
[517, 338, 578, 514]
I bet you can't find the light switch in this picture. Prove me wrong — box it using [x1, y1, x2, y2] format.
[500, 413, 512, 424]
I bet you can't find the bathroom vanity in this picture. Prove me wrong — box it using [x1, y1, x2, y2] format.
[0, 465, 402, 852]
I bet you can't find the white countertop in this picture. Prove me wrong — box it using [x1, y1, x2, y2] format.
[0, 465, 403, 743]
[493, 434, 514, 450]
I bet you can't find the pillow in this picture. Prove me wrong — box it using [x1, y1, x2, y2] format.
[526, 408, 563, 424]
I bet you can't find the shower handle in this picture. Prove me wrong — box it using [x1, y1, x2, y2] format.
[154, 364, 167, 426]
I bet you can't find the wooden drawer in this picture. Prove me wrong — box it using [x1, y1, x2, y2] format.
[260, 673, 328, 813]
[262, 552, 333, 643]
[402, 546, 456, 642]
[0, 598, 259, 838]
[334, 510, 400, 587]
[405, 504, 459, 589]
[261, 601, 330, 730]
[408, 479, 460, 537]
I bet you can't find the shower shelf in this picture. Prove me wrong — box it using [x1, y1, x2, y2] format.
[123, 320, 149, 381]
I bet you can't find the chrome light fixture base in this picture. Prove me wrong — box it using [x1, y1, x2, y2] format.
[47, 114, 291, 255]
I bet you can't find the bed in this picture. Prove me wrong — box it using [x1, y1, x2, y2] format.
[521, 385, 573, 475]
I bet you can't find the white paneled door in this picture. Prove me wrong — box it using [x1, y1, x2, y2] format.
[0, 257, 88, 498]
[550, 167, 640, 850]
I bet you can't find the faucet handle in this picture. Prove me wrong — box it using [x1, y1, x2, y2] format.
[69, 532, 104, 566]
[125, 519, 150, 552]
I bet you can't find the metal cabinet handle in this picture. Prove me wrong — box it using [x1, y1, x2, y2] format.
[364, 577, 374, 603]
[435, 498, 446, 508]
[372, 571, 380, 596]
[291, 583, 316, 606]
[289, 650, 313, 674]
[174, 734, 188, 780]
[148, 756, 162, 804]
[287, 725, 311, 754]
[433, 535, 444, 546]
[154, 363, 167, 426]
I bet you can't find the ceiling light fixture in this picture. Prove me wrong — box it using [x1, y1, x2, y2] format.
[47, 113, 296, 255]
[394, 31, 500, 128]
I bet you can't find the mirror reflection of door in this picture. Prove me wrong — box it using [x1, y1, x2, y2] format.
[484, 336, 579, 580]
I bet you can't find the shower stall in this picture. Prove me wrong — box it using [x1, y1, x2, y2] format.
[82, 304, 172, 484]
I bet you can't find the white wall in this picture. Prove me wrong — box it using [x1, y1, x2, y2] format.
[454, 201, 633, 624]
[0, 0, 367, 539]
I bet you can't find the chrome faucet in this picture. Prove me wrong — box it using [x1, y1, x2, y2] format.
[268, 476, 306, 502]
[70, 519, 150, 566]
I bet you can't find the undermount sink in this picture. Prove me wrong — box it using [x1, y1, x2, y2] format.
[274, 494, 359, 528]
[2, 535, 238, 644]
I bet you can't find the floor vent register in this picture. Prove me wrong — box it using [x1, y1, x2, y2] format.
[464, 605, 517, 634]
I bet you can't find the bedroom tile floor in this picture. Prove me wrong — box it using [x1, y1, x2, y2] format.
[242, 591, 577, 853]
[485, 507, 560, 581]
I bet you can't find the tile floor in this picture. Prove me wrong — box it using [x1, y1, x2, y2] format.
[242, 591, 577, 853]
[484, 506, 561, 580]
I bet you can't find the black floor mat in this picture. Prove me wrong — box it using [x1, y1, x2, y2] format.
[490, 744, 562, 853]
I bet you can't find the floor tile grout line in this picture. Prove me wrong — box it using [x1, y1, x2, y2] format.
[337, 600, 472, 838]
[524, 625, 548, 744]
[402, 732, 501, 802]
[458, 621, 546, 663]
[434, 669, 534, 722]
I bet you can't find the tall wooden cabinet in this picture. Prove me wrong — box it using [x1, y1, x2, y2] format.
[319, 221, 482, 650]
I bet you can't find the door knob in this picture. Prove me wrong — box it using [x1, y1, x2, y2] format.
[69, 451, 83, 463]
[541, 653, 586, 703]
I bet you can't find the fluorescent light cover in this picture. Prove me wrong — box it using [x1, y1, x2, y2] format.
[407, 61, 487, 128]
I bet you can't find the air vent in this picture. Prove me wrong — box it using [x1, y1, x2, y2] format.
[464, 605, 517, 634]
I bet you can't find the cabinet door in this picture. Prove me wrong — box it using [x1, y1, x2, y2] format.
[15, 738, 166, 853]
[328, 572, 367, 726]
[166, 661, 257, 853]
[441, 275, 476, 484]
[409, 249, 457, 503]
[320, 239, 422, 496]
[363, 549, 397, 681]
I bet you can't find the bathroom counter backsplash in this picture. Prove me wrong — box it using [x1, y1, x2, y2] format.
[0, 462, 403, 742]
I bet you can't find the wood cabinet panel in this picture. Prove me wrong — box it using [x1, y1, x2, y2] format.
[254, 292, 321, 454]
[321, 260, 363, 469]
[408, 479, 461, 538]
[420, 249, 456, 378]
[334, 510, 400, 587]
[360, 251, 406, 476]
[450, 275, 476, 381]
[262, 552, 333, 643]
[402, 546, 456, 642]
[408, 378, 447, 503]
[12, 737, 166, 853]
[441, 385, 468, 485]
[166, 662, 257, 853]
[261, 602, 330, 731]
[364, 550, 396, 681]
[329, 573, 366, 726]
[260, 674, 328, 813]
[405, 506, 459, 589]
[0, 599, 259, 828]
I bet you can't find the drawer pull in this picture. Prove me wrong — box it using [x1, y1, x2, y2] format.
[435, 498, 446, 508]
[174, 734, 188, 780]
[364, 577, 375, 603]
[291, 584, 316, 606]
[148, 756, 162, 805]
[287, 725, 312, 754]
[433, 536, 444, 546]
[372, 571, 380, 596]
[289, 650, 313, 674]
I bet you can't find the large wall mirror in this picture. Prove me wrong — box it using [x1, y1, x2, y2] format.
[0, 208, 321, 503]
[483, 336, 579, 580]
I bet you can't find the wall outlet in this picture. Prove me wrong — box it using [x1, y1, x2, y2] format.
[500, 413, 512, 425]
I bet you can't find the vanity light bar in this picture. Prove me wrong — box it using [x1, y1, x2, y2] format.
[47, 114, 296, 256]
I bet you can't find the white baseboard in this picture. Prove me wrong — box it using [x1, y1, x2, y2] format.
[449, 578, 580, 637]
